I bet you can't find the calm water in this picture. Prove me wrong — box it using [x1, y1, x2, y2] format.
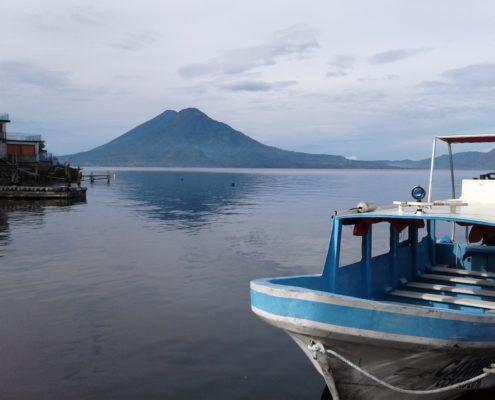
[0, 168, 490, 399]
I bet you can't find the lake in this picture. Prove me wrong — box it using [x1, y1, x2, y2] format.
[0, 168, 491, 399]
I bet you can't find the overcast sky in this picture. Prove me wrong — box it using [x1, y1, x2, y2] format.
[2, 0, 495, 159]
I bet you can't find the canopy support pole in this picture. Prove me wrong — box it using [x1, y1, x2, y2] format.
[448, 143, 456, 199]
[448, 142, 456, 241]
[427, 138, 437, 203]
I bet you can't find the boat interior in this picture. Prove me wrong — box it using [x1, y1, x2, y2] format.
[270, 216, 495, 315]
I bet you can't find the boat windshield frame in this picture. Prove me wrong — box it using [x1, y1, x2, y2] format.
[324, 213, 495, 298]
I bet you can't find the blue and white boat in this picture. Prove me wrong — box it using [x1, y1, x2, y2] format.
[251, 134, 495, 400]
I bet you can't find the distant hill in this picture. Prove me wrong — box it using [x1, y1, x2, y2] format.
[59, 108, 389, 168]
[388, 149, 495, 170]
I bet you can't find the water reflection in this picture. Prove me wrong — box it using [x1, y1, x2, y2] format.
[113, 170, 269, 230]
[0, 209, 8, 253]
[0, 199, 85, 256]
[0, 198, 80, 213]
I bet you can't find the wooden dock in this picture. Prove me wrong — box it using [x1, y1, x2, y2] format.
[0, 185, 87, 200]
[82, 173, 112, 184]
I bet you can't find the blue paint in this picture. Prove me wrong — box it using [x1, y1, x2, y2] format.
[409, 225, 419, 277]
[389, 224, 399, 288]
[427, 219, 436, 266]
[323, 218, 434, 298]
[362, 227, 372, 298]
[252, 214, 495, 347]
[327, 218, 342, 292]
[251, 288, 495, 341]
[320, 215, 495, 302]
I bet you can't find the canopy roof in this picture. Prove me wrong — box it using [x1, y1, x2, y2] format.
[437, 134, 495, 144]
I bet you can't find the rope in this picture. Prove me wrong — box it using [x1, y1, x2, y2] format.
[308, 342, 495, 395]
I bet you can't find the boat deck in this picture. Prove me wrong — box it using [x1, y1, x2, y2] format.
[387, 265, 495, 313]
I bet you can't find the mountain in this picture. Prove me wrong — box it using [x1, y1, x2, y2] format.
[388, 149, 495, 170]
[60, 107, 495, 169]
[60, 108, 389, 168]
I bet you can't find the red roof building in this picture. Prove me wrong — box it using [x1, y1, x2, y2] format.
[0, 114, 44, 163]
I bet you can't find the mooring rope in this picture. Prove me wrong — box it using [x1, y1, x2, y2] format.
[308, 342, 495, 396]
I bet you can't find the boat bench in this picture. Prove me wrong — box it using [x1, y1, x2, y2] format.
[388, 265, 495, 312]
[463, 245, 495, 260]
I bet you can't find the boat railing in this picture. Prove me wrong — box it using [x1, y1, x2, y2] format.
[392, 199, 468, 214]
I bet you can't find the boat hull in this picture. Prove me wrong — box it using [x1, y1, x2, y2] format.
[251, 277, 495, 400]
[289, 332, 495, 400]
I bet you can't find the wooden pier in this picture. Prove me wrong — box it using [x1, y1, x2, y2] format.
[0, 185, 87, 200]
[82, 173, 112, 184]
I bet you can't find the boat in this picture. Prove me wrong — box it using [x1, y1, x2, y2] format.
[250, 134, 495, 400]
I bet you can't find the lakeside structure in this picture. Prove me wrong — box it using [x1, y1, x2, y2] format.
[0, 114, 45, 163]
[0, 113, 86, 200]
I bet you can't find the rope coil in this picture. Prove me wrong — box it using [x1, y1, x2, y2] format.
[308, 341, 495, 396]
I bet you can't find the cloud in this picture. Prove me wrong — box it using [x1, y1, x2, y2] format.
[67, 6, 111, 26]
[384, 74, 398, 81]
[31, 5, 112, 32]
[0, 60, 124, 100]
[177, 63, 219, 79]
[179, 26, 319, 78]
[418, 63, 495, 96]
[417, 80, 452, 93]
[331, 54, 355, 70]
[370, 48, 430, 64]
[108, 30, 160, 51]
[223, 80, 297, 92]
[326, 54, 355, 78]
[326, 70, 348, 78]
[357, 74, 398, 82]
[0, 61, 70, 90]
[442, 63, 495, 88]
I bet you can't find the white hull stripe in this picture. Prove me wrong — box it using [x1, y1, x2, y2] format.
[252, 306, 495, 348]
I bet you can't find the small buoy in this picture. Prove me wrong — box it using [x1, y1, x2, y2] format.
[231, 182, 235, 187]
[180, 177, 184, 182]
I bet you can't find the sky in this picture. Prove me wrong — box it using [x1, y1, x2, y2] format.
[2, 0, 495, 160]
